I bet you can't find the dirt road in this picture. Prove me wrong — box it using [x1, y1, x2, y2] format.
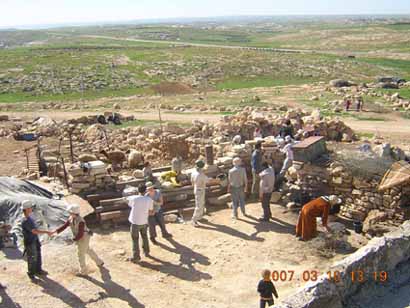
[82, 35, 312, 54]
[81, 35, 397, 59]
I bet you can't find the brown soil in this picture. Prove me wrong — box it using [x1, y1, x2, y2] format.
[0, 138, 38, 176]
[0, 203, 351, 308]
[0, 137, 60, 177]
[151, 82, 194, 96]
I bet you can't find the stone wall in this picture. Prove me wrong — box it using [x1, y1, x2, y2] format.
[329, 162, 409, 228]
[273, 221, 410, 308]
[286, 160, 409, 233]
[67, 161, 115, 194]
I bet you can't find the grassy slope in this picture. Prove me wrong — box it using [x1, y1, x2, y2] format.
[1, 22, 410, 104]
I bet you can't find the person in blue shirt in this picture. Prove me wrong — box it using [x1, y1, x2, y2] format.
[146, 182, 172, 244]
[251, 142, 263, 197]
[21, 200, 53, 280]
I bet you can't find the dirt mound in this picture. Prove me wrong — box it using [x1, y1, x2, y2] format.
[151, 82, 194, 96]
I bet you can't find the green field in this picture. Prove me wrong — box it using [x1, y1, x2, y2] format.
[1, 17, 410, 104]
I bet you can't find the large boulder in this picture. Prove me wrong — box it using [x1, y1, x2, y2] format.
[329, 79, 354, 88]
[32, 116, 58, 136]
[391, 146, 406, 161]
[374, 143, 391, 159]
[274, 277, 343, 308]
[78, 153, 98, 163]
[378, 82, 399, 89]
[128, 150, 144, 169]
[363, 209, 388, 235]
[83, 124, 107, 141]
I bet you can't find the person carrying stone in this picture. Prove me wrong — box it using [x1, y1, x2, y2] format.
[52, 204, 103, 276]
[251, 142, 263, 197]
[21, 200, 52, 280]
[228, 157, 248, 219]
[146, 182, 172, 244]
[127, 183, 154, 263]
[191, 159, 208, 227]
[259, 162, 275, 221]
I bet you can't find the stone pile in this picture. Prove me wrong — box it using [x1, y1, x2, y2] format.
[283, 149, 410, 236]
[0, 67, 143, 96]
[216, 110, 356, 142]
[259, 137, 285, 171]
[67, 161, 115, 194]
[387, 92, 410, 111]
[0, 126, 13, 138]
[329, 162, 408, 228]
[285, 161, 331, 205]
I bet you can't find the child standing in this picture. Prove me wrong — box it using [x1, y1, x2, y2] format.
[257, 269, 279, 308]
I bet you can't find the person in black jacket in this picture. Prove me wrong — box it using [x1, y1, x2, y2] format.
[257, 269, 279, 308]
[279, 119, 294, 139]
[21, 200, 53, 280]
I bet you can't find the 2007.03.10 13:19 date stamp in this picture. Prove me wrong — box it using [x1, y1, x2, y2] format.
[270, 270, 388, 283]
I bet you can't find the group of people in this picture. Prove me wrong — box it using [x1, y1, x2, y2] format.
[20, 179, 174, 279]
[225, 122, 343, 245]
[21, 200, 104, 280]
[125, 182, 173, 263]
[345, 97, 364, 112]
[19, 118, 343, 308]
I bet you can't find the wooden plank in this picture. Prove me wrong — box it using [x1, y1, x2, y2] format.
[163, 193, 189, 203]
[95, 203, 128, 214]
[152, 165, 172, 173]
[163, 200, 195, 211]
[292, 136, 325, 149]
[161, 185, 194, 193]
[100, 210, 128, 221]
[116, 178, 145, 190]
[99, 197, 127, 207]
[86, 191, 123, 203]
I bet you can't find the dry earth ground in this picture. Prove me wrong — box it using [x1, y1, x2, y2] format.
[0, 203, 357, 308]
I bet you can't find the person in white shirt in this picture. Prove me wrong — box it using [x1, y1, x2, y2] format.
[127, 183, 154, 263]
[228, 157, 248, 219]
[191, 160, 208, 227]
[259, 162, 276, 221]
[280, 136, 294, 177]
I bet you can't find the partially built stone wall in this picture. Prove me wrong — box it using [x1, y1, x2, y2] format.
[329, 163, 409, 226]
[287, 160, 409, 231]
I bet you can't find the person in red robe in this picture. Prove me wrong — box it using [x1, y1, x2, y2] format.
[296, 195, 342, 241]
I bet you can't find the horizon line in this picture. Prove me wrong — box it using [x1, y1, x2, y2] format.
[1, 13, 410, 30]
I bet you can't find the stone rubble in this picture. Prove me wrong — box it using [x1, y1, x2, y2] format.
[67, 161, 115, 194]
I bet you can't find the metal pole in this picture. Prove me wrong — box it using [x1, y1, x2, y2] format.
[158, 104, 164, 136]
[25, 149, 30, 170]
[69, 130, 74, 163]
[61, 156, 69, 188]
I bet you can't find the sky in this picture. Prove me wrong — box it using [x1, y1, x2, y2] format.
[0, 0, 410, 28]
